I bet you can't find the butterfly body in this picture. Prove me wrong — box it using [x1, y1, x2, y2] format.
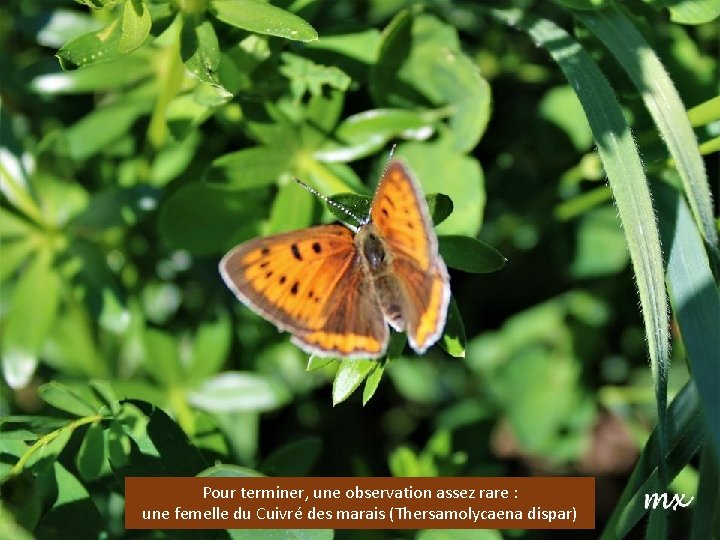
[220, 160, 450, 359]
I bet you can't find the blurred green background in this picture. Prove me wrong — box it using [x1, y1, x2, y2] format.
[1, 0, 718, 539]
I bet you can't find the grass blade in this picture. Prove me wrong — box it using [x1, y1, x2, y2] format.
[576, 5, 718, 260]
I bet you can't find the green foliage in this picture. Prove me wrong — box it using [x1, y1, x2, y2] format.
[1, 0, 718, 539]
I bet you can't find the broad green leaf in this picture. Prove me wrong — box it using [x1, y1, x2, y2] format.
[76, 422, 105, 481]
[362, 362, 385, 405]
[259, 436, 321, 476]
[426, 194, 453, 226]
[315, 109, 435, 163]
[142, 329, 181, 386]
[62, 98, 153, 160]
[34, 463, 104, 538]
[539, 85, 593, 151]
[158, 182, 263, 256]
[332, 359, 376, 405]
[644, 0, 720, 24]
[24, 427, 73, 473]
[119, 0, 152, 54]
[211, 0, 318, 42]
[205, 146, 292, 189]
[111, 400, 208, 478]
[31, 54, 154, 94]
[0, 416, 69, 441]
[38, 382, 98, 417]
[188, 372, 290, 412]
[280, 52, 350, 102]
[181, 15, 221, 86]
[439, 296, 465, 358]
[186, 312, 232, 382]
[397, 143, 485, 236]
[438, 236, 505, 273]
[57, 18, 123, 70]
[89, 380, 120, 415]
[570, 206, 629, 278]
[577, 5, 718, 258]
[306, 356, 337, 371]
[372, 11, 491, 152]
[268, 180, 314, 234]
[2, 250, 60, 389]
[0, 240, 35, 283]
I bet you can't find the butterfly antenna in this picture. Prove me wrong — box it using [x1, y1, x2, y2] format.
[293, 178, 365, 226]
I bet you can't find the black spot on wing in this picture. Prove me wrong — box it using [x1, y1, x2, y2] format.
[291, 243, 302, 260]
[312, 242, 322, 253]
[291, 281, 299, 295]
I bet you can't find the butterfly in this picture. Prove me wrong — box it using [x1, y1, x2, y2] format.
[219, 159, 450, 359]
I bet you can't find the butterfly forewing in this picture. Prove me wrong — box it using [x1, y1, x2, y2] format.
[220, 224, 389, 358]
[370, 161, 435, 271]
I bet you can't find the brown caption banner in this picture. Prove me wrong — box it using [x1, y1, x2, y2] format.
[125, 476, 594, 530]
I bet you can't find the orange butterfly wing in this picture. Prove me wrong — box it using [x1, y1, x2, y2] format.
[219, 225, 388, 358]
[370, 160, 451, 353]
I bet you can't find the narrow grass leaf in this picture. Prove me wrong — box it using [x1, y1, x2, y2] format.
[491, 8, 670, 525]
[576, 5, 718, 257]
[655, 182, 720, 463]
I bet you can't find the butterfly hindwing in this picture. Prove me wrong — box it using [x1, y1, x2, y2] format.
[370, 160, 451, 353]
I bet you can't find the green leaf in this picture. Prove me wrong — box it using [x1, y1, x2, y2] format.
[181, 15, 221, 86]
[372, 11, 491, 152]
[56, 18, 123, 70]
[655, 182, 720, 464]
[576, 4, 718, 259]
[539, 85, 593, 151]
[188, 372, 290, 412]
[35, 463, 104, 539]
[439, 296, 465, 358]
[259, 437, 322, 476]
[570, 206, 629, 278]
[141, 328, 182, 387]
[438, 236, 505, 273]
[426, 194, 454, 226]
[492, 6, 671, 504]
[2, 250, 61, 389]
[158, 182, 263, 256]
[644, 0, 720, 24]
[332, 359, 377, 405]
[211, 0, 318, 42]
[397, 143, 485, 236]
[38, 382, 98, 417]
[89, 380, 120, 415]
[280, 52, 351, 102]
[691, 442, 720, 539]
[205, 146, 292, 189]
[315, 109, 436, 163]
[119, 0, 152, 53]
[62, 98, 153, 160]
[31, 54, 154, 94]
[362, 362, 385, 405]
[600, 382, 704, 539]
[268, 180, 314, 234]
[76, 422, 105, 481]
[185, 312, 232, 383]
